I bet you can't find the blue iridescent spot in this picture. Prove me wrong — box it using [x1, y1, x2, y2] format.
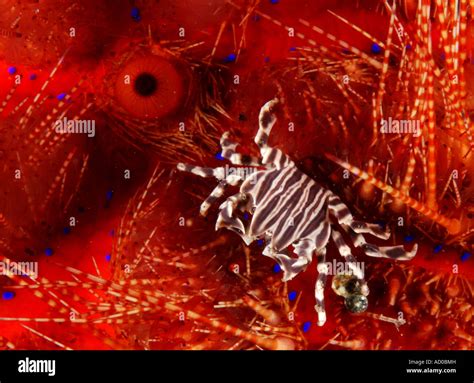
[57, 92, 67, 101]
[2, 291, 15, 300]
[371, 43, 382, 54]
[106, 190, 114, 201]
[131, 7, 141, 21]
[264, 56, 270, 63]
[273, 264, 281, 273]
[270, 0, 279, 3]
[29, 73, 37, 80]
[406, 44, 412, 50]
[44, 248, 54, 256]
[404, 235, 414, 243]
[288, 291, 297, 301]
[461, 251, 471, 262]
[302, 321, 311, 333]
[215, 152, 224, 160]
[63, 227, 71, 235]
[243, 212, 249, 221]
[257, 239, 264, 247]
[223, 53, 236, 63]
[7, 66, 16, 75]
[375, 221, 386, 230]
[289, 47, 296, 52]
[105, 253, 112, 262]
[433, 244, 442, 254]
[109, 229, 115, 237]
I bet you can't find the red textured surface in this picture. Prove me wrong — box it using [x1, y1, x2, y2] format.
[0, 0, 473, 350]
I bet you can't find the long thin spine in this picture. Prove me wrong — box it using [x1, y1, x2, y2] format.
[15, 152, 37, 222]
[21, 325, 73, 350]
[60, 265, 295, 350]
[426, 60, 438, 209]
[298, 18, 383, 70]
[458, 0, 468, 102]
[170, 303, 295, 350]
[419, 0, 438, 210]
[327, 10, 387, 50]
[27, 79, 85, 163]
[19, 48, 69, 130]
[0, 256, 79, 316]
[63, 154, 89, 213]
[0, 83, 17, 114]
[325, 153, 462, 234]
[40, 149, 77, 212]
[400, 150, 417, 195]
[374, 1, 397, 122]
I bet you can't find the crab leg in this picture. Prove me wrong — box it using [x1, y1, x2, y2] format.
[220, 132, 261, 166]
[314, 248, 328, 326]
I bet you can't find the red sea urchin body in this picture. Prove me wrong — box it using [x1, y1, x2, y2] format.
[0, 0, 472, 351]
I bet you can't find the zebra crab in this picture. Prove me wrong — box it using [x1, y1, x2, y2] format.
[177, 99, 417, 326]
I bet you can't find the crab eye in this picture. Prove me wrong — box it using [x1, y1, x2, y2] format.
[344, 294, 368, 313]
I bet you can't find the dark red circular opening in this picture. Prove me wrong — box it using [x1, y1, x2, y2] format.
[115, 55, 184, 119]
